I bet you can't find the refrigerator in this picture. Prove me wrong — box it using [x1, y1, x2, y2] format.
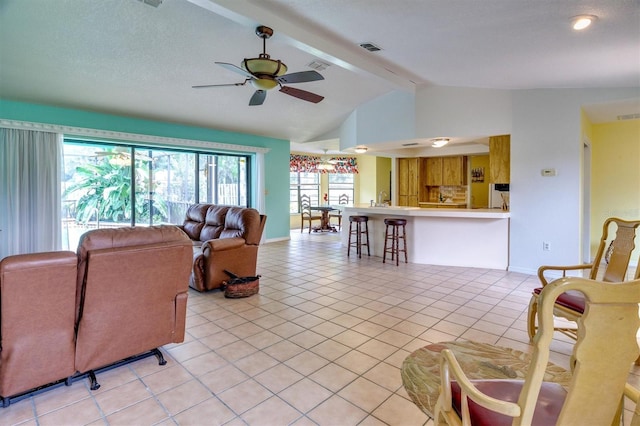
[489, 183, 510, 209]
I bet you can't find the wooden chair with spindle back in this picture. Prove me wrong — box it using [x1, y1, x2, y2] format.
[527, 217, 640, 342]
[300, 194, 321, 233]
[329, 193, 349, 230]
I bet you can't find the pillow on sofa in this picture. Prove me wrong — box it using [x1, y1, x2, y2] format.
[200, 205, 229, 241]
[182, 204, 210, 241]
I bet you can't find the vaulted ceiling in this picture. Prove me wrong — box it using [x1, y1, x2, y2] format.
[1, 0, 638, 153]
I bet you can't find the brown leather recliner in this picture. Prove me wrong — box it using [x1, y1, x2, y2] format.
[0, 225, 193, 404]
[0, 251, 78, 399]
[181, 204, 266, 292]
[74, 225, 193, 374]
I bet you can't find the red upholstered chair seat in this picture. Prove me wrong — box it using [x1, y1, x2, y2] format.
[532, 288, 585, 312]
[451, 380, 567, 426]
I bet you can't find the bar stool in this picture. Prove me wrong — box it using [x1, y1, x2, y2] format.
[347, 216, 370, 258]
[383, 218, 407, 265]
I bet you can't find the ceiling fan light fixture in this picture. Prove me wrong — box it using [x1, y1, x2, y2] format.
[318, 149, 336, 170]
[197, 26, 324, 105]
[431, 138, 450, 148]
[243, 57, 288, 77]
[317, 162, 335, 171]
[571, 15, 597, 30]
[354, 146, 368, 153]
[251, 78, 279, 90]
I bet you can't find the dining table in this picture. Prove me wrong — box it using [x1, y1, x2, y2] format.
[310, 205, 338, 232]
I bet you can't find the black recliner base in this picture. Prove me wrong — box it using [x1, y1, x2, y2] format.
[0, 348, 166, 407]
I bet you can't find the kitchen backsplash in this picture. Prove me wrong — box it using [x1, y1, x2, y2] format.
[426, 186, 468, 203]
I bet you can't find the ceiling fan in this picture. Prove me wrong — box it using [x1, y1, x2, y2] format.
[193, 26, 325, 106]
[318, 149, 339, 170]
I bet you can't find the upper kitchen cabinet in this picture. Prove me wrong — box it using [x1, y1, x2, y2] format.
[398, 157, 421, 206]
[443, 156, 467, 185]
[425, 156, 467, 186]
[489, 135, 510, 183]
[425, 157, 442, 186]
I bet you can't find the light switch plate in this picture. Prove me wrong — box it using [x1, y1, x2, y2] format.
[541, 168, 556, 177]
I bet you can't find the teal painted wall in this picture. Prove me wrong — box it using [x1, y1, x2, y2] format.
[0, 99, 291, 240]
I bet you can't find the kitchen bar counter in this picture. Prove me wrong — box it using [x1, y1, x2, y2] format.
[340, 205, 510, 269]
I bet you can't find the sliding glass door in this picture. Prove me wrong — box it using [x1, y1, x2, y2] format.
[134, 148, 196, 226]
[62, 141, 251, 250]
[199, 154, 248, 206]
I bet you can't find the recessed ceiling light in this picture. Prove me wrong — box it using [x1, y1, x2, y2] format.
[431, 138, 450, 148]
[571, 15, 597, 30]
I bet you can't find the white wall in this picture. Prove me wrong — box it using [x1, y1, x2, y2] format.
[340, 90, 415, 150]
[415, 86, 512, 139]
[509, 88, 639, 274]
[510, 90, 584, 274]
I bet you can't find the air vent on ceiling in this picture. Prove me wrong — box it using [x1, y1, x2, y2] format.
[307, 60, 330, 71]
[402, 142, 419, 147]
[617, 113, 640, 121]
[138, 0, 162, 7]
[359, 42, 382, 52]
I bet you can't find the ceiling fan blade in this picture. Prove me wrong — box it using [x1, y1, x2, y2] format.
[215, 62, 254, 79]
[277, 70, 324, 84]
[192, 80, 248, 89]
[279, 86, 324, 103]
[249, 90, 267, 106]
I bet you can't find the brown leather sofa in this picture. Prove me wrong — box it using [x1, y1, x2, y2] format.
[180, 204, 266, 292]
[0, 225, 192, 405]
[0, 251, 78, 401]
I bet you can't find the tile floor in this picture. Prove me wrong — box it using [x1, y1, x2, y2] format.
[3, 230, 639, 426]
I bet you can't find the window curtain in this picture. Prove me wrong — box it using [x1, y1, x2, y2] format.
[0, 128, 63, 259]
[290, 154, 358, 173]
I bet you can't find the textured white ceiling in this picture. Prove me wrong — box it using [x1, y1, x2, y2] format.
[1, 0, 638, 151]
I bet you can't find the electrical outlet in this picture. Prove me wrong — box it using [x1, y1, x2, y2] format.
[543, 241, 551, 251]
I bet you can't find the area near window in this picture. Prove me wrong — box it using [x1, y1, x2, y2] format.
[289, 153, 358, 214]
[62, 140, 251, 250]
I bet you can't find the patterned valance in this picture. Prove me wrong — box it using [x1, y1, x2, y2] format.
[290, 154, 358, 174]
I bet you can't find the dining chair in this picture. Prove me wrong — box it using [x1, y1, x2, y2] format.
[434, 276, 640, 426]
[300, 194, 321, 233]
[625, 383, 640, 426]
[527, 217, 640, 342]
[329, 193, 349, 230]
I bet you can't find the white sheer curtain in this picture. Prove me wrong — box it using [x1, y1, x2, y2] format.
[0, 128, 63, 259]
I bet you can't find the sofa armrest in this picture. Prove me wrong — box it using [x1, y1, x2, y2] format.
[174, 292, 188, 343]
[191, 240, 259, 292]
[203, 237, 246, 252]
[191, 250, 205, 291]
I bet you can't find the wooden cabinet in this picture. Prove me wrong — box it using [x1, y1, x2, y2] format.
[489, 135, 510, 183]
[399, 156, 467, 206]
[424, 156, 467, 186]
[398, 157, 420, 206]
[425, 157, 442, 186]
[442, 156, 467, 185]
